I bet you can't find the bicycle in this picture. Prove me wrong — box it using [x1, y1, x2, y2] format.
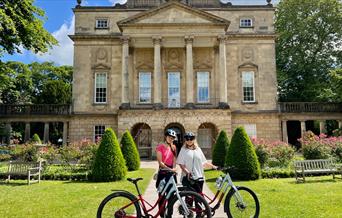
[181, 167, 260, 218]
[96, 168, 212, 218]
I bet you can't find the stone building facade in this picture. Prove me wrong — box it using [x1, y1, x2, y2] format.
[70, 0, 280, 158]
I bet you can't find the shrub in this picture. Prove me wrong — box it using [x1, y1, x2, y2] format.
[225, 127, 260, 180]
[31, 133, 42, 144]
[11, 144, 39, 162]
[120, 130, 140, 171]
[92, 128, 127, 182]
[212, 130, 229, 167]
[251, 138, 270, 168]
[269, 142, 295, 167]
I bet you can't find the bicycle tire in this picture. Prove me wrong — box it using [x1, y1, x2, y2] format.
[96, 191, 141, 218]
[224, 186, 260, 218]
[165, 190, 212, 218]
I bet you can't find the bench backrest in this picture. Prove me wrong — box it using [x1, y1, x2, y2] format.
[294, 159, 334, 170]
[8, 161, 41, 174]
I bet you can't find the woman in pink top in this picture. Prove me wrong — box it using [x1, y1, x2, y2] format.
[155, 129, 177, 217]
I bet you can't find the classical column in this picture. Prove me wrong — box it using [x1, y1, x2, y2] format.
[319, 120, 325, 134]
[63, 122, 68, 146]
[339, 120, 342, 129]
[218, 35, 229, 109]
[43, 122, 49, 144]
[282, 120, 288, 143]
[153, 36, 163, 109]
[300, 121, 306, 138]
[185, 36, 194, 108]
[24, 122, 31, 142]
[5, 123, 12, 145]
[120, 36, 130, 109]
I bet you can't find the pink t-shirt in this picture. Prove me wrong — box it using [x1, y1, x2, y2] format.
[156, 144, 175, 167]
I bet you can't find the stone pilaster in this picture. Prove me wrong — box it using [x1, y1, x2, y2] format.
[63, 122, 68, 145]
[153, 36, 163, 109]
[185, 35, 195, 109]
[24, 122, 31, 142]
[43, 122, 49, 144]
[319, 120, 325, 134]
[282, 120, 288, 143]
[120, 36, 130, 109]
[218, 35, 229, 109]
[300, 121, 306, 138]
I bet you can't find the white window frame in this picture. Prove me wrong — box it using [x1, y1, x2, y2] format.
[94, 72, 107, 104]
[139, 72, 152, 103]
[94, 125, 106, 142]
[244, 124, 257, 138]
[168, 72, 181, 108]
[240, 18, 253, 28]
[96, 18, 109, 29]
[197, 71, 210, 103]
[242, 71, 255, 103]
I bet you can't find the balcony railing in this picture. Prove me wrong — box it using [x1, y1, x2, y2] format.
[0, 104, 71, 115]
[279, 102, 342, 113]
[128, 98, 225, 109]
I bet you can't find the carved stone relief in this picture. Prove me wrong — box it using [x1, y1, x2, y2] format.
[92, 47, 111, 69]
[164, 48, 184, 69]
[194, 48, 212, 69]
[241, 47, 254, 63]
[135, 48, 154, 69]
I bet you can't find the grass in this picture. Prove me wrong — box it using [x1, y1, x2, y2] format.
[0, 168, 155, 218]
[205, 170, 342, 218]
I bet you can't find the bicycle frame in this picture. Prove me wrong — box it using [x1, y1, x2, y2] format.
[124, 173, 191, 218]
[202, 172, 245, 212]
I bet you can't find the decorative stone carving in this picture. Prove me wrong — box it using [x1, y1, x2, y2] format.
[135, 49, 154, 69]
[194, 48, 212, 69]
[165, 48, 183, 69]
[241, 47, 254, 62]
[92, 47, 111, 69]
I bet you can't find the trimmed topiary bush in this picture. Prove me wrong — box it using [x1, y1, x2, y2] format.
[120, 130, 140, 171]
[225, 127, 260, 180]
[31, 133, 42, 144]
[92, 128, 127, 182]
[212, 130, 229, 167]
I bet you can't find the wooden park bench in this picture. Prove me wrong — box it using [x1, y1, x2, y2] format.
[294, 159, 342, 182]
[0, 161, 42, 185]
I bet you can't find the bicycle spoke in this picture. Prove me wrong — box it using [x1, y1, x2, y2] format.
[229, 189, 258, 218]
[99, 195, 139, 218]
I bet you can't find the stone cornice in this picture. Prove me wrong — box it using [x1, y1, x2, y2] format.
[226, 33, 276, 40]
[69, 34, 121, 41]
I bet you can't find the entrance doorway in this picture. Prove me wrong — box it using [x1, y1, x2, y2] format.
[165, 123, 184, 155]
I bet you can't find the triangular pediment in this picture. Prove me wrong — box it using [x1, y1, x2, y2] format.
[117, 1, 230, 30]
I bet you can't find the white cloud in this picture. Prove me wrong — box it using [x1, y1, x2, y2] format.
[35, 16, 75, 66]
[108, 0, 127, 5]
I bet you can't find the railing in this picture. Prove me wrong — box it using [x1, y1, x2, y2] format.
[279, 102, 342, 113]
[0, 104, 71, 115]
[129, 98, 224, 109]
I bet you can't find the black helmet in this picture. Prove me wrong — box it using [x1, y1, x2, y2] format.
[184, 132, 196, 141]
[165, 129, 177, 138]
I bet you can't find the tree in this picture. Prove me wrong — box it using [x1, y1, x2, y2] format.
[92, 128, 127, 182]
[31, 133, 41, 144]
[275, 0, 342, 102]
[38, 80, 71, 104]
[0, 0, 57, 58]
[225, 127, 260, 180]
[212, 130, 229, 167]
[120, 130, 140, 171]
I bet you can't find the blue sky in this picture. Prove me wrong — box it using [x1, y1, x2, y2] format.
[3, 0, 279, 66]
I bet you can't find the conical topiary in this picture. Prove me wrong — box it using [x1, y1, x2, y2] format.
[212, 130, 229, 167]
[120, 130, 140, 171]
[31, 133, 42, 144]
[225, 127, 260, 180]
[92, 128, 127, 182]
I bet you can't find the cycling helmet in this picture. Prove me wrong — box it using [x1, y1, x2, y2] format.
[165, 129, 177, 138]
[184, 132, 196, 141]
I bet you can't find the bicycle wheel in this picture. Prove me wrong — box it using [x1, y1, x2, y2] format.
[165, 191, 212, 218]
[224, 186, 260, 218]
[97, 191, 141, 218]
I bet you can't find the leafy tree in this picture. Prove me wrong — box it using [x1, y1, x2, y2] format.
[120, 130, 140, 171]
[92, 128, 127, 182]
[225, 127, 260, 180]
[275, 0, 342, 102]
[212, 130, 229, 167]
[0, 0, 57, 58]
[37, 80, 71, 104]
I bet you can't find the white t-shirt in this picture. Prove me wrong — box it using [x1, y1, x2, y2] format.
[176, 146, 207, 180]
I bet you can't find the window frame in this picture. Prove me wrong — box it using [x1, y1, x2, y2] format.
[196, 71, 210, 103]
[95, 18, 109, 29]
[94, 72, 107, 104]
[94, 125, 106, 142]
[138, 71, 152, 104]
[242, 71, 255, 103]
[240, 18, 253, 28]
[167, 72, 181, 108]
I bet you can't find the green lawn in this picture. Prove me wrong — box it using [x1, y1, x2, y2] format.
[0, 168, 155, 218]
[205, 170, 342, 218]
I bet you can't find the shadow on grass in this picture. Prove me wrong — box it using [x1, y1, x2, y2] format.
[0, 181, 29, 186]
[289, 178, 341, 184]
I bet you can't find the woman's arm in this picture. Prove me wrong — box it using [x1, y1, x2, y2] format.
[156, 151, 175, 171]
[179, 164, 191, 177]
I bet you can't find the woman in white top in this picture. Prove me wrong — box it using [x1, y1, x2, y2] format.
[177, 132, 217, 194]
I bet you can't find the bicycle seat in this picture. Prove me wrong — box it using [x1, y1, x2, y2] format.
[127, 178, 143, 184]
